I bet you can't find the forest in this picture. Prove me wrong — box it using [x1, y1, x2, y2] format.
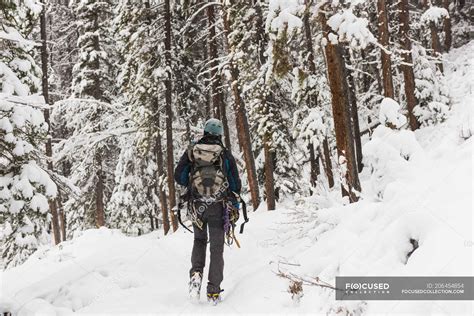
[0, 0, 472, 271]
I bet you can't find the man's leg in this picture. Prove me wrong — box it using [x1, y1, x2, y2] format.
[190, 222, 208, 277]
[206, 203, 225, 294]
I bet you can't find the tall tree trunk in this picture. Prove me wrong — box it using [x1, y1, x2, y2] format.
[220, 96, 232, 150]
[320, 10, 361, 202]
[57, 196, 66, 241]
[263, 137, 276, 211]
[303, 0, 334, 188]
[207, 3, 221, 119]
[399, 0, 420, 131]
[155, 101, 170, 235]
[443, 0, 452, 51]
[222, 8, 261, 210]
[377, 0, 395, 98]
[343, 49, 363, 173]
[424, 2, 444, 72]
[202, 42, 211, 119]
[322, 138, 335, 188]
[361, 48, 383, 95]
[429, 21, 444, 72]
[207, 3, 231, 150]
[164, 0, 178, 231]
[40, 4, 61, 244]
[95, 154, 105, 227]
[254, 2, 277, 209]
[308, 143, 319, 187]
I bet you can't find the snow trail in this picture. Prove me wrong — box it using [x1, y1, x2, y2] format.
[1, 42, 473, 315]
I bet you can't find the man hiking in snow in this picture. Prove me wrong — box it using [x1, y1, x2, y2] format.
[174, 118, 241, 304]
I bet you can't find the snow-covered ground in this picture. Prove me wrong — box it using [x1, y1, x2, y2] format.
[1, 42, 473, 315]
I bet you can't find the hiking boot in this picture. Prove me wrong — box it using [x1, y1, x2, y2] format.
[189, 271, 202, 301]
[207, 290, 223, 305]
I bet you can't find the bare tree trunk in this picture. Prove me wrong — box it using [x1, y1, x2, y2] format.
[202, 42, 211, 119]
[350, 97, 363, 173]
[308, 143, 318, 187]
[95, 154, 105, 227]
[222, 9, 261, 210]
[207, 3, 221, 119]
[320, 10, 361, 202]
[322, 138, 335, 188]
[303, 0, 334, 188]
[377, 0, 395, 98]
[207, 3, 231, 150]
[399, 0, 420, 131]
[343, 49, 363, 173]
[361, 48, 383, 95]
[57, 197, 66, 241]
[164, 0, 178, 231]
[424, 2, 444, 72]
[220, 97, 232, 150]
[429, 21, 444, 73]
[40, 4, 61, 244]
[254, 2, 277, 209]
[443, 0, 452, 51]
[155, 101, 170, 235]
[263, 137, 276, 211]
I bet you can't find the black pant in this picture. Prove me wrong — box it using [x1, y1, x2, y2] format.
[189, 202, 225, 294]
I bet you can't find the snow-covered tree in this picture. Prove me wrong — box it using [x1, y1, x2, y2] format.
[110, 0, 168, 234]
[0, 1, 42, 96]
[1, 1, 57, 268]
[51, 0, 118, 235]
[412, 43, 450, 126]
[51, 99, 119, 236]
[248, 1, 302, 203]
[72, 0, 115, 101]
[107, 135, 157, 235]
[47, 1, 79, 103]
[0, 97, 57, 268]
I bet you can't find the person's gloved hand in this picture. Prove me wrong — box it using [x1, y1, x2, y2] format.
[232, 201, 240, 210]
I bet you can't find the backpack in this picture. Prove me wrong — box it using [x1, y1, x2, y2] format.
[188, 143, 227, 200]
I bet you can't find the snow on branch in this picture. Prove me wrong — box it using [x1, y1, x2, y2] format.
[267, 0, 303, 33]
[0, 27, 37, 48]
[421, 6, 449, 25]
[326, 8, 376, 49]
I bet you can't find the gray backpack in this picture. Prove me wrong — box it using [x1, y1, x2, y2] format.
[188, 143, 226, 199]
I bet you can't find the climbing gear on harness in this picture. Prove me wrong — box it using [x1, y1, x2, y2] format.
[189, 201, 205, 230]
[223, 201, 240, 247]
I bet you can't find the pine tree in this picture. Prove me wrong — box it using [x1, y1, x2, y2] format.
[111, 0, 168, 234]
[0, 1, 58, 267]
[399, 0, 420, 131]
[221, 1, 261, 210]
[412, 43, 450, 126]
[319, 3, 361, 202]
[172, 1, 207, 143]
[291, 0, 335, 190]
[377, 0, 395, 98]
[52, 0, 118, 234]
[164, 0, 178, 231]
[421, 2, 447, 73]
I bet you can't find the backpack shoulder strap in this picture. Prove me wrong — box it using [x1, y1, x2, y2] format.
[187, 142, 195, 162]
